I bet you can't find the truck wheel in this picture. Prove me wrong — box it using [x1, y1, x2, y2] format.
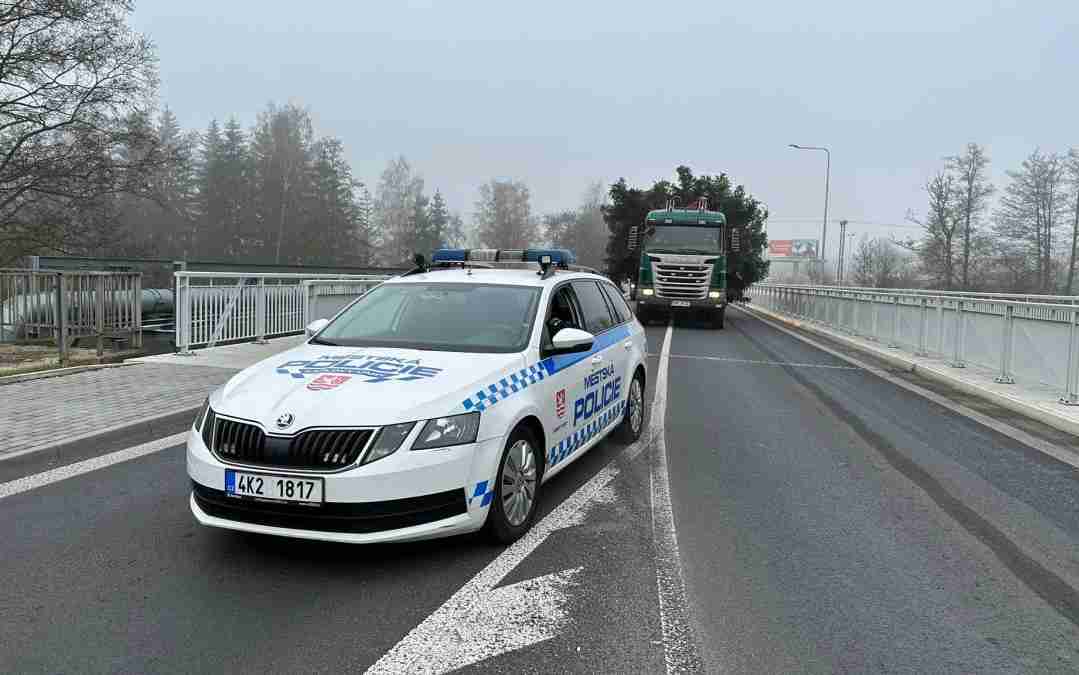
[712, 308, 725, 330]
[484, 426, 541, 544]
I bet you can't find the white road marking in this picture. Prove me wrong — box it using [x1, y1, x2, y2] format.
[736, 306, 1079, 471]
[650, 323, 704, 673]
[668, 353, 860, 370]
[0, 432, 189, 500]
[363, 456, 633, 674]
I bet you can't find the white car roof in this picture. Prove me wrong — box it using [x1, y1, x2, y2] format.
[384, 267, 607, 288]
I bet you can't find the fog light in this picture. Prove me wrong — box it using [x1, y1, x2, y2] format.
[708, 291, 721, 299]
[641, 288, 654, 296]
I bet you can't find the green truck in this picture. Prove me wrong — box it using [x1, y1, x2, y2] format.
[629, 200, 732, 329]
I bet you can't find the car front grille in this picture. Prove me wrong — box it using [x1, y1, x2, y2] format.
[207, 415, 374, 471]
[652, 261, 711, 299]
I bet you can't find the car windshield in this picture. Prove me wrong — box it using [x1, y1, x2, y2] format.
[647, 226, 722, 254]
[312, 282, 541, 353]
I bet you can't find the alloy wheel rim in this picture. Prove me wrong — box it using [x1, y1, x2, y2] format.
[630, 378, 643, 434]
[502, 440, 537, 526]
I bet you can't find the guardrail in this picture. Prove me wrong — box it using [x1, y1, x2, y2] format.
[175, 272, 393, 354]
[764, 283, 1079, 305]
[754, 283, 1079, 404]
[1, 270, 143, 363]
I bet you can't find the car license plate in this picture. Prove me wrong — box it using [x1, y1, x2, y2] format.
[225, 469, 323, 504]
[671, 300, 691, 307]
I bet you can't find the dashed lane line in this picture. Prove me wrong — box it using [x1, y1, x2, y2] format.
[0, 432, 189, 500]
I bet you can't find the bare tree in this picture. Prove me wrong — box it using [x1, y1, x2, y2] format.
[0, 0, 160, 265]
[947, 143, 993, 289]
[851, 235, 904, 288]
[907, 172, 957, 289]
[1065, 148, 1079, 294]
[994, 150, 1067, 292]
[475, 179, 535, 249]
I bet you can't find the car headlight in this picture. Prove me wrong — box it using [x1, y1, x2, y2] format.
[708, 291, 722, 299]
[641, 288, 655, 296]
[362, 422, 416, 465]
[412, 412, 480, 450]
[194, 397, 210, 431]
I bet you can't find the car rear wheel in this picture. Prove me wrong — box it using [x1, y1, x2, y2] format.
[485, 426, 541, 544]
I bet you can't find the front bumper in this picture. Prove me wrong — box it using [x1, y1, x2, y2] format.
[186, 428, 500, 544]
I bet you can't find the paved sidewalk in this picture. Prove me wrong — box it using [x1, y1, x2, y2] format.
[0, 336, 304, 458]
[0, 364, 235, 457]
[743, 303, 1079, 437]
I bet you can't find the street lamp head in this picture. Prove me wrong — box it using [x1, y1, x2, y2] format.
[788, 144, 801, 149]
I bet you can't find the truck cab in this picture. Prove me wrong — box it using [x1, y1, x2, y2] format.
[632, 201, 728, 329]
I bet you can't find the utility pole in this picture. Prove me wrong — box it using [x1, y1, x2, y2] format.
[837, 219, 848, 283]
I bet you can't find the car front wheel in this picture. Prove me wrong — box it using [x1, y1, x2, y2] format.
[485, 426, 541, 544]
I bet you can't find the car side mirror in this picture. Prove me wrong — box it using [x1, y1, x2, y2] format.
[305, 318, 330, 337]
[551, 327, 594, 354]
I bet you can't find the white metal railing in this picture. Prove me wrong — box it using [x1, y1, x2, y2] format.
[754, 283, 1079, 405]
[1, 270, 143, 362]
[174, 272, 392, 353]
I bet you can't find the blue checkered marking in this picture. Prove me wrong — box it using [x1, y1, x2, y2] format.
[469, 480, 494, 508]
[460, 324, 632, 413]
[462, 361, 553, 412]
[547, 399, 625, 468]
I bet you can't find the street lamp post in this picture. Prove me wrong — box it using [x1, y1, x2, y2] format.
[789, 144, 831, 273]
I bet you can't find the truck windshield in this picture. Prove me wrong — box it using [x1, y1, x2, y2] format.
[311, 282, 541, 353]
[647, 226, 722, 254]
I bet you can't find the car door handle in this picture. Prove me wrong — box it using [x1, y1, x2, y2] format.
[623, 340, 632, 350]
[590, 355, 604, 366]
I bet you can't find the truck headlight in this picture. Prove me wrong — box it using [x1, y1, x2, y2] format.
[363, 422, 416, 464]
[412, 412, 480, 450]
[641, 288, 655, 296]
[708, 291, 722, 299]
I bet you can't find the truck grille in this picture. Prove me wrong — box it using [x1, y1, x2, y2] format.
[652, 260, 711, 300]
[208, 415, 374, 471]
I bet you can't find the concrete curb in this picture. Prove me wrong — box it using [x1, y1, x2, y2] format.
[743, 304, 1079, 438]
[0, 362, 136, 386]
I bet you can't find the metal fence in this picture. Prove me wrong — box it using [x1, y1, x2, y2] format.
[175, 272, 393, 353]
[1, 270, 143, 363]
[754, 283, 1079, 404]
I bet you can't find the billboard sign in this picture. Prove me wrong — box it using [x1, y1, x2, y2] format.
[769, 239, 819, 259]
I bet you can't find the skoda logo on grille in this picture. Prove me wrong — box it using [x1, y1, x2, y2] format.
[275, 413, 295, 430]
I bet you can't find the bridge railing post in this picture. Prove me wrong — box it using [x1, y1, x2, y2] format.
[915, 297, 929, 356]
[949, 299, 966, 368]
[888, 294, 900, 348]
[995, 303, 1015, 384]
[255, 277, 267, 344]
[1061, 307, 1079, 405]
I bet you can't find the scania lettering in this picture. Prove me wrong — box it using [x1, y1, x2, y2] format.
[632, 198, 729, 329]
[187, 248, 648, 545]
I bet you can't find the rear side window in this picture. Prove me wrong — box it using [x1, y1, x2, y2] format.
[572, 281, 616, 334]
[600, 283, 632, 324]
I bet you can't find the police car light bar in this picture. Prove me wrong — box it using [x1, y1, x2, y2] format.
[431, 248, 576, 267]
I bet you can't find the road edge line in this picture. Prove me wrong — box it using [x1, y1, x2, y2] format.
[734, 305, 1079, 470]
[650, 322, 704, 673]
[0, 431, 189, 499]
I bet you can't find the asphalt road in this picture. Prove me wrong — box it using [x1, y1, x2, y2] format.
[2, 309, 1078, 673]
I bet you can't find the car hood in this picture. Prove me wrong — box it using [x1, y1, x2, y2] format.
[211, 342, 525, 430]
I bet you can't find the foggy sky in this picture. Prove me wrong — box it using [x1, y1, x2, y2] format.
[133, 0, 1077, 260]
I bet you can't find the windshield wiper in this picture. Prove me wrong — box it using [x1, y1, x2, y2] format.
[309, 337, 340, 346]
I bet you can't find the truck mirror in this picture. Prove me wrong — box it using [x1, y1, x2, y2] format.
[627, 226, 639, 250]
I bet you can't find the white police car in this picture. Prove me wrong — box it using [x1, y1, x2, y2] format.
[188, 249, 647, 544]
